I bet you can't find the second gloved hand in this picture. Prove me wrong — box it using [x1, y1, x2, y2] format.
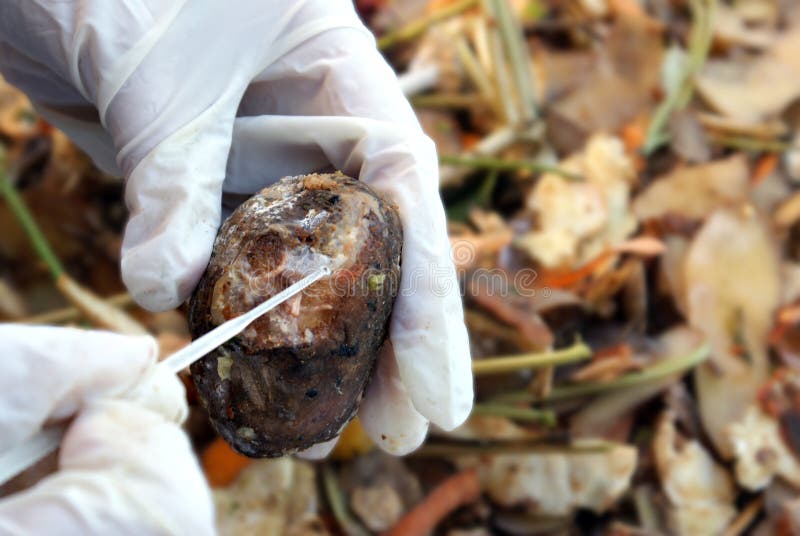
[0, 0, 473, 454]
[0, 325, 214, 536]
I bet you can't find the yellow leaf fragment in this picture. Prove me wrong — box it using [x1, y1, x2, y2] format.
[518, 135, 636, 269]
[728, 405, 800, 491]
[697, 26, 800, 122]
[653, 411, 736, 536]
[633, 155, 749, 221]
[461, 444, 637, 515]
[213, 458, 326, 536]
[684, 208, 779, 456]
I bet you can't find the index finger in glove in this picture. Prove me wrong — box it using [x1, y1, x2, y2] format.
[0, 325, 158, 450]
[105, 0, 370, 312]
[228, 26, 474, 431]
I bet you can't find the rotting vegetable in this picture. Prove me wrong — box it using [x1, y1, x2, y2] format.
[188, 172, 402, 457]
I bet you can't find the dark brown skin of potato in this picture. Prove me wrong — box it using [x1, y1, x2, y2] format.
[188, 173, 402, 457]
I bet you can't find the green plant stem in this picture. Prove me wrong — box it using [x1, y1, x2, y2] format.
[454, 34, 507, 120]
[709, 135, 791, 153]
[473, 341, 592, 375]
[471, 403, 556, 426]
[675, 0, 713, 108]
[20, 292, 133, 325]
[482, 8, 518, 124]
[321, 464, 369, 536]
[410, 93, 485, 108]
[377, 0, 479, 50]
[0, 148, 64, 279]
[476, 169, 498, 206]
[633, 487, 660, 532]
[547, 343, 710, 400]
[495, 343, 710, 403]
[488, 0, 537, 122]
[411, 438, 614, 458]
[642, 0, 714, 154]
[439, 153, 583, 181]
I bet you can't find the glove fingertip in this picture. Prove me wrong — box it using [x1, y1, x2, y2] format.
[127, 333, 160, 375]
[359, 409, 428, 456]
[427, 390, 473, 432]
[358, 345, 430, 456]
[125, 366, 189, 425]
[121, 242, 207, 312]
[295, 437, 338, 460]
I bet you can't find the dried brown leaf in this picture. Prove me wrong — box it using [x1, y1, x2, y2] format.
[668, 110, 711, 164]
[633, 155, 749, 222]
[714, 2, 777, 49]
[682, 206, 779, 456]
[0, 277, 27, 319]
[774, 190, 800, 229]
[697, 25, 800, 122]
[685, 207, 779, 375]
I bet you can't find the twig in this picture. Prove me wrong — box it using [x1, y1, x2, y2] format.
[545, 343, 710, 401]
[487, 0, 537, 122]
[472, 340, 592, 375]
[412, 438, 614, 458]
[398, 63, 440, 96]
[470, 125, 518, 153]
[382, 469, 480, 536]
[632, 486, 661, 532]
[0, 148, 64, 279]
[708, 135, 791, 153]
[696, 112, 787, 139]
[722, 496, 763, 536]
[532, 365, 554, 399]
[19, 292, 133, 325]
[642, 0, 714, 154]
[469, 15, 493, 76]
[55, 276, 147, 335]
[455, 35, 503, 118]
[439, 125, 537, 188]
[676, 0, 715, 108]
[410, 93, 485, 108]
[439, 153, 583, 181]
[480, 8, 518, 124]
[321, 464, 370, 536]
[475, 169, 498, 206]
[377, 0, 480, 50]
[471, 403, 556, 426]
[0, 147, 146, 335]
[495, 343, 710, 403]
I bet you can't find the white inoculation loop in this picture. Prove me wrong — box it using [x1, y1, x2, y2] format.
[161, 266, 330, 374]
[0, 265, 330, 486]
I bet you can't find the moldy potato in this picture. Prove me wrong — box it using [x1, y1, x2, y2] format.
[188, 172, 402, 457]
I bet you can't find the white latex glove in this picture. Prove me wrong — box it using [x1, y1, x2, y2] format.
[0, 325, 214, 535]
[0, 0, 473, 454]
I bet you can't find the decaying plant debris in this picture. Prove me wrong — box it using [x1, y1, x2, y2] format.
[5, 0, 800, 534]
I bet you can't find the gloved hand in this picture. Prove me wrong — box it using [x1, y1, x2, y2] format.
[0, 0, 473, 454]
[0, 325, 214, 535]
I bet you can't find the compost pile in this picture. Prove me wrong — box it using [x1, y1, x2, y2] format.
[3, 0, 800, 534]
